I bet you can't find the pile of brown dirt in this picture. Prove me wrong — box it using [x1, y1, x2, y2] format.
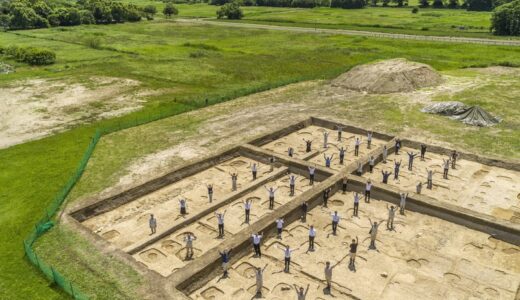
[332, 58, 443, 94]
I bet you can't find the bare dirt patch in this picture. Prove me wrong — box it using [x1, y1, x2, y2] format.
[0, 76, 151, 149]
[332, 58, 443, 94]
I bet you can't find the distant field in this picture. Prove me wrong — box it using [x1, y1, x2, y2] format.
[1, 19, 520, 299]
[118, 2, 506, 38]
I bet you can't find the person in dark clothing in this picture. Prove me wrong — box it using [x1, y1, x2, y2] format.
[349, 236, 359, 267]
[339, 146, 346, 165]
[451, 150, 459, 169]
[394, 160, 402, 180]
[420, 144, 427, 161]
[288, 147, 294, 157]
[407, 151, 418, 171]
[323, 188, 331, 207]
[219, 248, 232, 277]
[301, 201, 308, 222]
[382, 170, 392, 184]
[303, 139, 313, 153]
[342, 177, 348, 194]
[395, 138, 401, 155]
[324, 154, 334, 168]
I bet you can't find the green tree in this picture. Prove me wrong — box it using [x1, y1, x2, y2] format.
[216, 2, 243, 19]
[491, 0, 520, 35]
[143, 5, 157, 20]
[432, 0, 444, 7]
[9, 4, 40, 29]
[466, 0, 493, 10]
[32, 1, 52, 18]
[447, 0, 459, 7]
[0, 14, 10, 30]
[419, 0, 429, 6]
[163, 3, 178, 18]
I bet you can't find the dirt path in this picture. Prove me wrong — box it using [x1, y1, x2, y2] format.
[176, 19, 520, 47]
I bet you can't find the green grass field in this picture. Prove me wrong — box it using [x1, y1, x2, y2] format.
[118, 2, 508, 38]
[1, 19, 520, 299]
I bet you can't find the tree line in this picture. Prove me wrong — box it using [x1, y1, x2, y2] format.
[0, 0, 178, 30]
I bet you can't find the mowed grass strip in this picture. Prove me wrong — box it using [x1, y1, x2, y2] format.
[1, 20, 520, 299]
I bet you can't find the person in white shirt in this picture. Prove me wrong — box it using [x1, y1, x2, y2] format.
[251, 232, 263, 258]
[399, 192, 408, 215]
[336, 125, 344, 141]
[308, 166, 316, 185]
[215, 210, 227, 238]
[368, 218, 383, 250]
[443, 158, 451, 179]
[323, 130, 329, 148]
[276, 218, 284, 239]
[264, 185, 279, 210]
[342, 176, 348, 194]
[308, 225, 316, 251]
[427, 169, 434, 189]
[255, 264, 268, 297]
[294, 284, 310, 300]
[278, 245, 300, 272]
[289, 175, 297, 196]
[368, 156, 375, 173]
[387, 205, 396, 230]
[382, 145, 388, 163]
[356, 161, 363, 176]
[250, 163, 258, 180]
[365, 179, 372, 203]
[367, 131, 373, 149]
[244, 198, 253, 223]
[229, 172, 238, 191]
[353, 192, 360, 217]
[331, 211, 340, 235]
[184, 233, 197, 260]
[324, 261, 340, 290]
[354, 137, 362, 156]
[149, 214, 157, 235]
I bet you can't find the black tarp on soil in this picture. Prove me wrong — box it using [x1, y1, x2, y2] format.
[451, 106, 501, 127]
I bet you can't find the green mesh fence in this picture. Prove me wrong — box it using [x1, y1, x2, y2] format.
[23, 130, 101, 300]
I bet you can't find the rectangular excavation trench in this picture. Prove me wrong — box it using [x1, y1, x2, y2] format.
[66, 117, 520, 300]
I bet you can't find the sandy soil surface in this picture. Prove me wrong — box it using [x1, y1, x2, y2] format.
[133, 172, 318, 277]
[190, 192, 520, 300]
[83, 156, 277, 249]
[362, 147, 520, 223]
[332, 58, 443, 94]
[261, 125, 387, 172]
[0, 77, 151, 149]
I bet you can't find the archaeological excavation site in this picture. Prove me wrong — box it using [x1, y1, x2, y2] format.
[65, 117, 520, 300]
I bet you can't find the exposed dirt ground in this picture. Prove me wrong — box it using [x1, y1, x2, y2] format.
[0, 76, 151, 149]
[83, 156, 279, 250]
[363, 147, 520, 224]
[133, 171, 317, 277]
[332, 58, 443, 94]
[190, 192, 520, 300]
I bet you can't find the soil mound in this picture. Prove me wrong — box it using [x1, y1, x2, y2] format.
[332, 58, 443, 93]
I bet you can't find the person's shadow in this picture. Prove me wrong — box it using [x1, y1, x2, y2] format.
[323, 286, 336, 297]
